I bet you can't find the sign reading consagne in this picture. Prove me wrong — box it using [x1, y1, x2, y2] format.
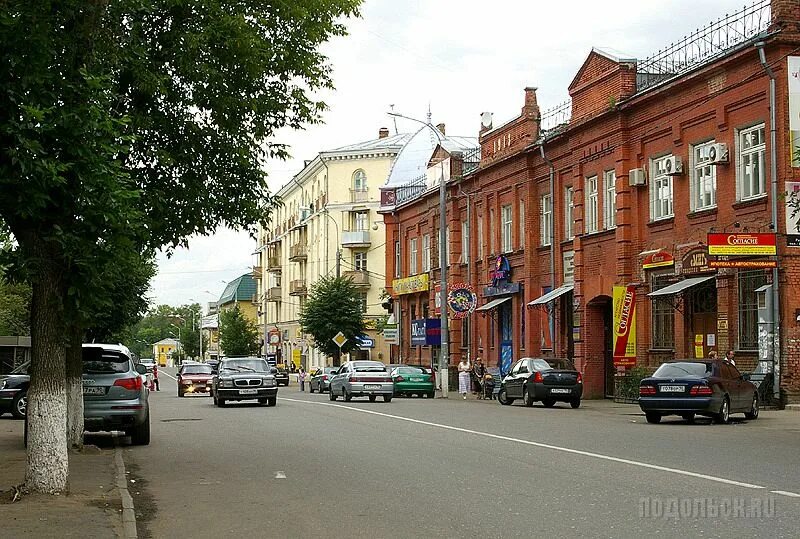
[612, 285, 637, 367]
[392, 273, 430, 295]
[707, 233, 776, 256]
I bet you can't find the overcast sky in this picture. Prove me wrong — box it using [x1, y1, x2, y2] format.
[151, 0, 743, 308]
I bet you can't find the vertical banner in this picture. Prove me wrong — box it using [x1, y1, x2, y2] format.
[787, 182, 800, 247]
[539, 286, 554, 349]
[612, 286, 637, 367]
[788, 57, 800, 166]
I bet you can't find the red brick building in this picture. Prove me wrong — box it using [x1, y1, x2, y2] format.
[382, 0, 800, 402]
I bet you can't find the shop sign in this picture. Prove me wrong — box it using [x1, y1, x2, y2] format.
[707, 233, 777, 256]
[410, 318, 441, 346]
[268, 329, 281, 344]
[383, 324, 399, 345]
[786, 182, 800, 247]
[355, 335, 374, 348]
[681, 249, 714, 275]
[483, 282, 521, 297]
[642, 250, 674, 269]
[447, 283, 478, 319]
[612, 285, 637, 367]
[708, 259, 777, 269]
[490, 255, 512, 284]
[392, 273, 430, 295]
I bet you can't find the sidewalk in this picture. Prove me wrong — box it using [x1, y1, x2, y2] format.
[0, 419, 123, 538]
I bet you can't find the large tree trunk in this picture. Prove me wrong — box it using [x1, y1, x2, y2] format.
[25, 257, 69, 494]
[66, 324, 84, 450]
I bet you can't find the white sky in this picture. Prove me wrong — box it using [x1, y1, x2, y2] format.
[151, 0, 742, 307]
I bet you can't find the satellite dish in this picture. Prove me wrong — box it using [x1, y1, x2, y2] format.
[480, 112, 493, 129]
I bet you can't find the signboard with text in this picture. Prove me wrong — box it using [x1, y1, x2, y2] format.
[612, 285, 637, 367]
[787, 182, 800, 247]
[642, 250, 674, 269]
[392, 273, 430, 295]
[707, 233, 777, 256]
[410, 319, 441, 346]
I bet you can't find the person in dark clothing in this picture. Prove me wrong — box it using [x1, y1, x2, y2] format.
[472, 358, 486, 398]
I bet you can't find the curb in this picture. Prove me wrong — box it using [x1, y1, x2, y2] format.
[113, 439, 137, 539]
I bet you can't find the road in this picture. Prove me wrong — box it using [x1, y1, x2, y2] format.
[122, 370, 800, 538]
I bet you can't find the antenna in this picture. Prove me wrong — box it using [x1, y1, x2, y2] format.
[389, 104, 398, 135]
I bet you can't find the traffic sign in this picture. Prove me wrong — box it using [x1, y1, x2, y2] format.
[332, 331, 348, 348]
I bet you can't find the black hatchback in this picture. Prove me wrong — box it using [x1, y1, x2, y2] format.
[638, 360, 759, 424]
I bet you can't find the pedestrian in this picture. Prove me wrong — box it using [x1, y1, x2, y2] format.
[708, 350, 718, 360]
[152, 363, 160, 391]
[299, 367, 306, 392]
[472, 358, 486, 399]
[725, 350, 736, 366]
[457, 357, 472, 400]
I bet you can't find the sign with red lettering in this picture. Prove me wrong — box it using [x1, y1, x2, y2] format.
[707, 233, 777, 256]
[642, 250, 675, 269]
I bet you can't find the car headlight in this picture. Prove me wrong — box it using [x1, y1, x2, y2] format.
[221, 379, 234, 388]
[263, 379, 276, 387]
[0, 380, 6, 390]
[181, 379, 192, 385]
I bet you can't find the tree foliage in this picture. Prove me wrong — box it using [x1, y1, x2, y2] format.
[219, 305, 260, 357]
[300, 276, 365, 362]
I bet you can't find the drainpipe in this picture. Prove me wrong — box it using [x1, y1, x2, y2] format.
[755, 41, 781, 401]
[539, 144, 557, 355]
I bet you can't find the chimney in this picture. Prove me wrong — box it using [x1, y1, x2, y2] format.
[770, 0, 800, 34]
[523, 87, 540, 118]
[378, 127, 390, 139]
[436, 123, 446, 136]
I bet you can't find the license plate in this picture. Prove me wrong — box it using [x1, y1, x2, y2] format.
[83, 386, 105, 395]
[660, 385, 685, 393]
[364, 384, 381, 390]
[551, 388, 571, 394]
[238, 389, 258, 395]
[410, 378, 423, 382]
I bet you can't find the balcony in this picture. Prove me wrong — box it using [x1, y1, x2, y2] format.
[289, 279, 307, 296]
[342, 230, 371, 248]
[267, 255, 282, 273]
[343, 270, 371, 288]
[252, 265, 263, 280]
[350, 188, 369, 203]
[289, 242, 307, 261]
[266, 287, 282, 302]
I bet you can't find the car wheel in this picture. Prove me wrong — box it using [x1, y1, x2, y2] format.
[542, 398, 556, 408]
[383, 395, 392, 403]
[329, 388, 337, 401]
[744, 394, 759, 420]
[645, 412, 661, 424]
[681, 413, 695, 422]
[523, 388, 534, 407]
[178, 389, 184, 398]
[127, 411, 151, 446]
[12, 390, 27, 419]
[714, 396, 730, 424]
[427, 391, 435, 398]
[368, 395, 377, 402]
[344, 389, 353, 402]
[570, 398, 581, 409]
[497, 388, 513, 406]
[267, 396, 277, 407]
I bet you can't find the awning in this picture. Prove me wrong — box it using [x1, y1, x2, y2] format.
[528, 284, 574, 306]
[475, 297, 511, 312]
[647, 275, 715, 297]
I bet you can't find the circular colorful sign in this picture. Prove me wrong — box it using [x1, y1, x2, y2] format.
[447, 283, 477, 319]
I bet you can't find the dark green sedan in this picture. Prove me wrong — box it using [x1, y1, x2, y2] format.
[391, 367, 435, 398]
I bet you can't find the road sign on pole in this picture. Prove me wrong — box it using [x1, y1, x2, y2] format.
[332, 331, 348, 349]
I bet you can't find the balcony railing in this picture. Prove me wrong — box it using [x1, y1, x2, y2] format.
[267, 255, 281, 272]
[266, 287, 281, 302]
[342, 230, 371, 247]
[350, 188, 369, 203]
[343, 270, 371, 288]
[289, 242, 307, 261]
[289, 279, 307, 296]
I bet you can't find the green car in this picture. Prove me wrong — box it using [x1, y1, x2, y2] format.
[391, 367, 435, 398]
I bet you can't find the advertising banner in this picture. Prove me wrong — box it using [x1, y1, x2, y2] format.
[612, 285, 637, 367]
[642, 250, 674, 269]
[787, 182, 800, 247]
[789, 57, 800, 166]
[392, 273, 430, 295]
[707, 233, 777, 256]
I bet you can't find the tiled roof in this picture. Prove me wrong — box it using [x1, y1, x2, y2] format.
[218, 273, 257, 305]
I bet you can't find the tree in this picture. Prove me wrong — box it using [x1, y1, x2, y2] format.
[0, 0, 360, 493]
[300, 276, 365, 366]
[219, 305, 260, 357]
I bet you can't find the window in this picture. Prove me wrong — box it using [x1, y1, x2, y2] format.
[650, 155, 674, 220]
[358, 292, 368, 314]
[518, 200, 525, 249]
[585, 176, 598, 233]
[354, 251, 367, 271]
[651, 273, 675, 349]
[738, 270, 766, 350]
[461, 220, 469, 263]
[603, 170, 616, 229]
[394, 241, 400, 278]
[564, 187, 574, 240]
[737, 124, 766, 200]
[501, 204, 513, 253]
[489, 208, 496, 254]
[409, 238, 418, 275]
[352, 211, 368, 231]
[541, 194, 552, 246]
[563, 251, 575, 283]
[353, 169, 367, 191]
[422, 234, 431, 272]
[692, 141, 717, 210]
[477, 216, 484, 259]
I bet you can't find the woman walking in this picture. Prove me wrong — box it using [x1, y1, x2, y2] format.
[458, 358, 472, 400]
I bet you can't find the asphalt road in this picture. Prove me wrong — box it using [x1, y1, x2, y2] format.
[123, 370, 800, 538]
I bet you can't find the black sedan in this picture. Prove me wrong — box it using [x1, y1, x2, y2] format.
[274, 367, 289, 386]
[0, 361, 29, 419]
[309, 367, 337, 393]
[497, 358, 583, 408]
[638, 360, 758, 424]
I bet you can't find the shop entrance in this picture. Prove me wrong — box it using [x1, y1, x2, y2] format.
[685, 279, 717, 359]
[499, 300, 513, 375]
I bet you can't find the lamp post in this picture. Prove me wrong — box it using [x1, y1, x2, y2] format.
[190, 298, 204, 362]
[315, 207, 341, 277]
[388, 111, 449, 398]
[169, 324, 182, 366]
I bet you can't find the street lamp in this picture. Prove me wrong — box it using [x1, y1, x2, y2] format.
[190, 298, 204, 362]
[170, 323, 182, 365]
[315, 208, 341, 277]
[388, 111, 450, 398]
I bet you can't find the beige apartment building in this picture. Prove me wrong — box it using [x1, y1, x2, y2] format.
[255, 128, 411, 370]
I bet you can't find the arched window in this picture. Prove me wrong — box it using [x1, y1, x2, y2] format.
[353, 169, 367, 192]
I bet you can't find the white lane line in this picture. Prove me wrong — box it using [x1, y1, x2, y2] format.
[771, 490, 800, 498]
[281, 397, 765, 491]
[275, 471, 287, 479]
[160, 371, 177, 381]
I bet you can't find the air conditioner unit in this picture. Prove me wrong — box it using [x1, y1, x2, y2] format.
[708, 143, 729, 164]
[663, 155, 683, 176]
[629, 168, 646, 187]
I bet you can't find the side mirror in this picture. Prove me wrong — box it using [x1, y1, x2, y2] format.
[135, 364, 147, 375]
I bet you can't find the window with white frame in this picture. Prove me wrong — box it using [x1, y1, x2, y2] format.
[737, 124, 766, 201]
[461, 220, 469, 263]
[353, 169, 367, 191]
[541, 194, 552, 246]
[564, 187, 574, 240]
[501, 204, 513, 253]
[409, 238, 418, 275]
[650, 155, 674, 221]
[518, 200, 525, 249]
[603, 170, 616, 229]
[394, 241, 400, 278]
[477, 215, 484, 260]
[585, 176, 599, 234]
[358, 292, 368, 313]
[692, 141, 717, 210]
[422, 234, 431, 272]
[351, 211, 368, 231]
[354, 251, 367, 271]
[563, 251, 575, 283]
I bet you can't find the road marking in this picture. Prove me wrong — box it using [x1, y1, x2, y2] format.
[281, 398, 766, 491]
[771, 490, 800, 498]
[275, 471, 287, 479]
[160, 371, 177, 381]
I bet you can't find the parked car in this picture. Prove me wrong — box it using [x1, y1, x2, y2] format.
[274, 366, 290, 386]
[497, 358, 583, 408]
[177, 363, 214, 397]
[309, 367, 338, 393]
[138, 358, 156, 373]
[0, 361, 30, 419]
[82, 343, 151, 445]
[391, 366, 435, 398]
[211, 357, 278, 407]
[206, 359, 220, 374]
[638, 360, 759, 424]
[329, 361, 393, 402]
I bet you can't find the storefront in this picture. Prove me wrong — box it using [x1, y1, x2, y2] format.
[476, 256, 523, 375]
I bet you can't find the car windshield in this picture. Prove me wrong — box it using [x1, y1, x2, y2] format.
[221, 359, 269, 373]
[653, 362, 712, 378]
[182, 365, 212, 375]
[82, 348, 131, 374]
[353, 362, 386, 372]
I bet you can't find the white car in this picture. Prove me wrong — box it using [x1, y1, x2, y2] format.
[138, 358, 156, 373]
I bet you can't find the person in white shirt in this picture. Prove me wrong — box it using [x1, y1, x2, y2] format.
[457, 359, 471, 400]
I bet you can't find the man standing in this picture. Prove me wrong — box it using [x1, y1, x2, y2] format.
[152, 363, 161, 391]
[298, 367, 306, 392]
[725, 350, 736, 366]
